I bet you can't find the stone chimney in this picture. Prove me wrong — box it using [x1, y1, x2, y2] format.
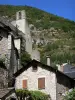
[46, 56, 50, 66]
[60, 65, 64, 72]
[60, 63, 67, 72]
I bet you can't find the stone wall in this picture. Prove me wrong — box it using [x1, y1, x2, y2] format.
[15, 10, 32, 55]
[0, 30, 19, 87]
[56, 72, 75, 100]
[0, 68, 8, 88]
[0, 31, 8, 59]
[15, 66, 56, 100]
[0, 30, 16, 87]
[0, 29, 19, 75]
[8, 35, 19, 86]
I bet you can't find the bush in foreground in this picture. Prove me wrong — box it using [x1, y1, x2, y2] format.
[16, 89, 50, 100]
[63, 89, 75, 100]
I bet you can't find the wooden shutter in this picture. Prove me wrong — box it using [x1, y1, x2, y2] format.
[22, 80, 27, 89]
[38, 78, 45, 89]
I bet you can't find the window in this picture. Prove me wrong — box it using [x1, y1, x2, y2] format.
[32, 66, 37, 71]
[22, 80, 27, 89]
[32, 64, 38, 71]
[38, 77, 45, 89]
[19, 12, 21, 19]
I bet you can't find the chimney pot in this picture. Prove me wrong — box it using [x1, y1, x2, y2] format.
[46, 56, 50, 66]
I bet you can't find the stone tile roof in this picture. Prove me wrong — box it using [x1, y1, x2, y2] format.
[0, 17, 23, 38]
[63, 64, 75, 79]
[65, 72, 75, 79]
[0, 17, 16, 33]
[0, 87, 15, 99]
[63, 64, 75, 72]
[14, 60, 75, 81]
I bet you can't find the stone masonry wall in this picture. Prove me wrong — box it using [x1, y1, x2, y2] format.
[8, 35, 18, 86]
[0, 68, 8, 88]
[15, 66, 57, 100]
[0, 31, 8, 59]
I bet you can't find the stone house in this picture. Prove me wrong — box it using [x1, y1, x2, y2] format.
[0, 17, 24, 87]
[14, 59, 75, 100]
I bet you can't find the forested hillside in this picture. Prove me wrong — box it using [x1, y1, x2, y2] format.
[0, 5, 75, 65]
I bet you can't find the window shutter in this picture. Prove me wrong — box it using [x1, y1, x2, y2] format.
[38, 78, 45, 89]
[22, 80, 27, 89]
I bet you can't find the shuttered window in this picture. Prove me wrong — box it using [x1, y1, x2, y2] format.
[38, 78, 45, 89]
[22, 80, 27, 89]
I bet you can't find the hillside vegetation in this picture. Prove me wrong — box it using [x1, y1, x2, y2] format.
[0, 5, 75, 65]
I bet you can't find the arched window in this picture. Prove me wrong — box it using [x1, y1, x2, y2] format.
[18, 12, 21, 19]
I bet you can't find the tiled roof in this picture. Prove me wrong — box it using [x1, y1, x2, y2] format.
[63, 64, 75, 79]
[65, 71, 75, 79]
[14, 60, 75, 81]
[0, 17, 23, 38]
[0, 87, 15, 99]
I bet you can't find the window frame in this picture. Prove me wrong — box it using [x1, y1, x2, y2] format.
[22, 79, 27, 89]
[38, 77, 45, 89]
[32, 66, 38, 72]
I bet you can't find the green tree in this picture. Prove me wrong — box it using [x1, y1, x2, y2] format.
[63, 89, 75, 100]
[21, 51, 31, 67]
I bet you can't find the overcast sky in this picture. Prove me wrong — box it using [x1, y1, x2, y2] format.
[0, 0, 75, 21]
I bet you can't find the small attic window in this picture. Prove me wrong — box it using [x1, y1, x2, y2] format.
[32, 66, 38, 71]
[19, 11, 21, 19]
[32, 67, 37, 71]
[32, 62, 38, 71]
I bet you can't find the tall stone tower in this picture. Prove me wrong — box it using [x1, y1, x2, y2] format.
[16, 10, 32, 55]
[11, 10, 40, 61]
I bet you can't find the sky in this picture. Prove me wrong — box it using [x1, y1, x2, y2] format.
[0, 0, 75, 21]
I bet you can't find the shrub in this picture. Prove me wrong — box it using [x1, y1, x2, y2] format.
[29, 91, 49, 100]
[21, 51, 31, 66]
[16, 89, 49, 100]
[63, 89, 75, 100]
